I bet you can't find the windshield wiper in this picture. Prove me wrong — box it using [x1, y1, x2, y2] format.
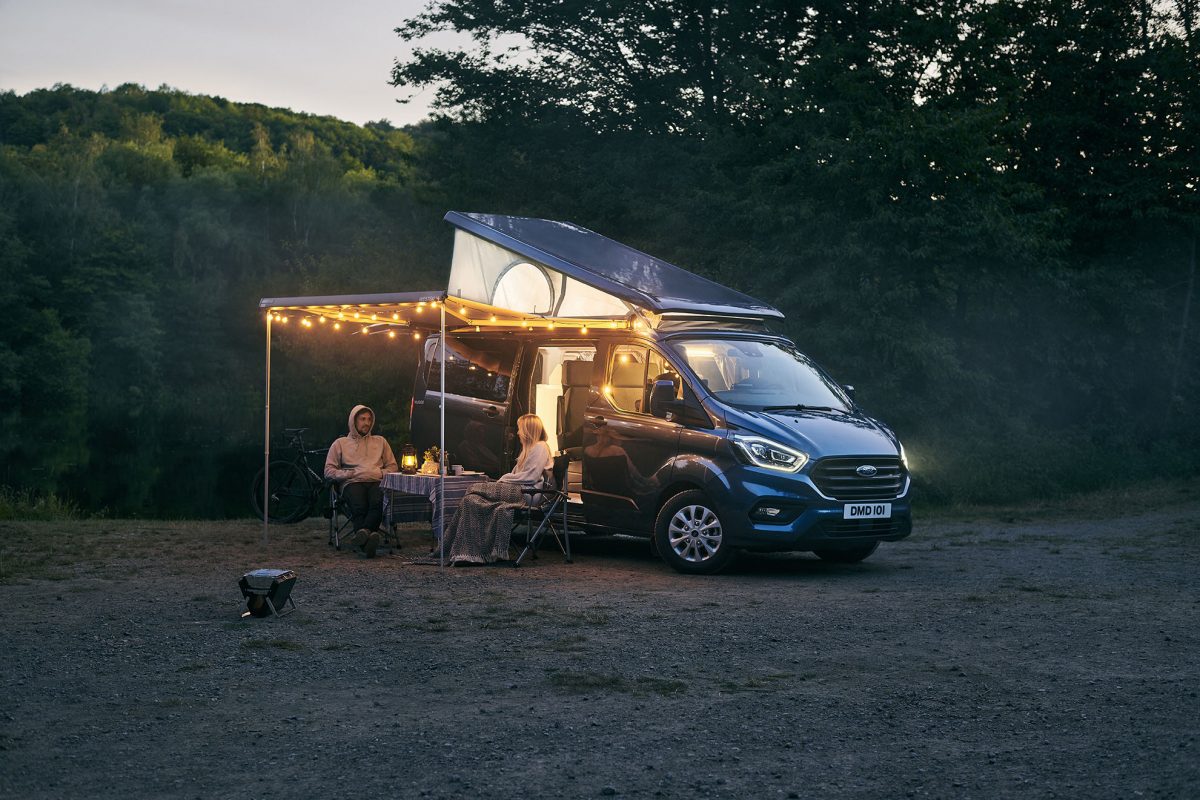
[761, 404, 847, 414]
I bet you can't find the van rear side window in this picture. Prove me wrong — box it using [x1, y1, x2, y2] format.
[425, 339, 517, 403]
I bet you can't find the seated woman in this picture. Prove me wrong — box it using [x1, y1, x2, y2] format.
[427, 413, 553, 565]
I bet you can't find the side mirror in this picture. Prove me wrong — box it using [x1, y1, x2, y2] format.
[649, 380, 677, 418]
[843, 384, 856, 401]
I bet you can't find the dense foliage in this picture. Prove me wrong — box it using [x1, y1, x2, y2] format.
[2, 0, 1198, 516]
[394, 0, 1199, 501]
[0, 84, 439, 516]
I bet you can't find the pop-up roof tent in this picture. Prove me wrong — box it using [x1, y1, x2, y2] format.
[257, 212, 782, 557]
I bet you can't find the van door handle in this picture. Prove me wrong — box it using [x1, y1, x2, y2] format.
[588, 416, 607, 427]
[483, 406, 500, 418]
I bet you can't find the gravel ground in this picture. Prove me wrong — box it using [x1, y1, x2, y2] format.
[1, 495, 1197, 800]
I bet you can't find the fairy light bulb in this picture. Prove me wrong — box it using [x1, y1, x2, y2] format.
[413, 332, 421, 340]
[392, 313, 399, 320]
[388, 330, 396, 339]
[580, 325, 588, 333]
[318, 317, 326, 324]
[334, 322, 341, 330]
[362, 325, 369, 334]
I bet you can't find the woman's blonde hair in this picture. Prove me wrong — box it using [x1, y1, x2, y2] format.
[515, 413, 547, 468]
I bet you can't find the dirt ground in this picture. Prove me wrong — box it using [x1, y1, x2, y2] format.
[1, 490, 1198, 800]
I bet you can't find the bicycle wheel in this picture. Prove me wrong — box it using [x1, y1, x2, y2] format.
[250, 461, 313, 523]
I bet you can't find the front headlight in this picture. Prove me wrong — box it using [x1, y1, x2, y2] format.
[730, 435, 808, 473]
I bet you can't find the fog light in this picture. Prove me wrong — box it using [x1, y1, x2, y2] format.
[750, 502, 805, 524]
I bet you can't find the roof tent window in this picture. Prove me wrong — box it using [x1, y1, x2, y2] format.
[448, 229, 629, 318]
[494, 261, 555, 315]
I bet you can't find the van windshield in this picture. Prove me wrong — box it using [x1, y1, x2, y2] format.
[673, 338, 850, 412]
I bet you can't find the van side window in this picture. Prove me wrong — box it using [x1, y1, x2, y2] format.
[606, 345, 682, 415]
[426, 339, 517, 403]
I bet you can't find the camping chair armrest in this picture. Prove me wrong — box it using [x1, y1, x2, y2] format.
[518, 486, 566, 498]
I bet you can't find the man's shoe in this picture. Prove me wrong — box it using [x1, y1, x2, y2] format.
[350, 529, 370, 549]
[364, 531, 382, 559]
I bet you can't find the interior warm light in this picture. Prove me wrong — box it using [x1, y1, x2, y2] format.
[388, 331, 397, 339]
[413, 332, 421, 340]
[460, 306, 467, 314]
[475, 326, 481, 332]
[334, 322, 341, 330]
[282, 316, 289, 323]
[392, 313, 399, 320]
[619, 354, 629, 363]
[490, 315, 497, 322]
[353, 311, 360, 318]
[318, 317, 326, 324]
[603, 384, 612, 394]
[548, 322, 555, 330]
[371, 313, 377, 321]
[338, 313, 345, 320]
[580, 325, 588, 333]
[361, 325, 369, 334]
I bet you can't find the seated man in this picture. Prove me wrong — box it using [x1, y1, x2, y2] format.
[324, 404, 397, 558]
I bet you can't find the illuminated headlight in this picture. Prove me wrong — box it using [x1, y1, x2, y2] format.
[730, 435, 808, 473]
[899, 442, 909, 468]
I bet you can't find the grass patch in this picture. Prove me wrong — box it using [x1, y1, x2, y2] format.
[0, 487, 83, 521]
[547, 670, 687, 696]
[719, 673, 795, 693]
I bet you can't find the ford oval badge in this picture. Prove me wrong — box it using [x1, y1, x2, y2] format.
[856, 464, 878, 477]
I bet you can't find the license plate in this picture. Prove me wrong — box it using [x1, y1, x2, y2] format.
[843, 502, 892, 520]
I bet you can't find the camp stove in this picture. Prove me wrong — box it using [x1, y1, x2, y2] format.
[238, 568, 297, 618]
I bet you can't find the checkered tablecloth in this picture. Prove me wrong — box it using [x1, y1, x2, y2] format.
[381, 472, 493, 541]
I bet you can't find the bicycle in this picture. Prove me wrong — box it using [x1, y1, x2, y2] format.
[250, 428, 330, 523]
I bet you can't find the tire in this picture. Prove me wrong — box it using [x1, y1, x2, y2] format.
[653, 490, 735, 575]
[250, 461, 313, 523]
[813, 541, 879, 563]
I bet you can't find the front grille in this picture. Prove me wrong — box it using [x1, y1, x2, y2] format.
[820, 518, 905, 537]
[811, 457, 906, 500]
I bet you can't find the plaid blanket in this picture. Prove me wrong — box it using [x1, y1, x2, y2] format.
[415, 480, 528, 565]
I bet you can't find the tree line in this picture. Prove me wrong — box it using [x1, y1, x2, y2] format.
[1, 0, 1198, 515]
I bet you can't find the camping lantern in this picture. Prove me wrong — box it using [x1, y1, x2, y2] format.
[401, 444, 418, 474]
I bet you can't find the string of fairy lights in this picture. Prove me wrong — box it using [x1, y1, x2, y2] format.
[263, 297, 645, 337]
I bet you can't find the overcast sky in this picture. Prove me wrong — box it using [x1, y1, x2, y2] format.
[0, 0, 454, 126]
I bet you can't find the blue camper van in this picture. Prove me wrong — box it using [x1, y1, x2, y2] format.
[411, 212, 912, 574]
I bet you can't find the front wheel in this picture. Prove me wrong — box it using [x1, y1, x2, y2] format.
[654, 490, 735, 575]
[813, 541, 879, 563]
[250, 461, 313, 523]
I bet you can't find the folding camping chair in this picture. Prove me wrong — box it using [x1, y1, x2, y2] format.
[326, 481, 355, 549]
[513, 452, 573, 566]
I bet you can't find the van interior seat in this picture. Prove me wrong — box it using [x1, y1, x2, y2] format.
[558, 359, 592, 450]
[692, 358, 728, 392]
[610, 360, 645, 412]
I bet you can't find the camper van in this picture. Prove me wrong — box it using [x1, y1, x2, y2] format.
[410, 212, 912, 574]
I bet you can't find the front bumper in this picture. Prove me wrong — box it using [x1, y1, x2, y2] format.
[705, 464, 913, 552]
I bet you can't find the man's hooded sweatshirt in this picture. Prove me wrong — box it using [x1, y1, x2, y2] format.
[324, 404, 398, 485]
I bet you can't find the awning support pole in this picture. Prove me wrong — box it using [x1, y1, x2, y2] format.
[439, 303, 446, 569]
[263, 313, 272, 546]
